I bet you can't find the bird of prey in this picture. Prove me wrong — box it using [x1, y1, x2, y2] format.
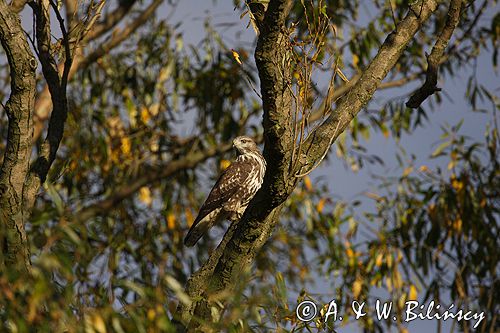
[184, 136, 266, 247]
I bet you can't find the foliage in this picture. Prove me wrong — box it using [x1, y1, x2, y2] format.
[0, 0, 499, 332]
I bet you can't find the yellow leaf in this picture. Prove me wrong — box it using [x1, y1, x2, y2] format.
[147, 308, 156, 321]
[150, 140, 159, 153]
[453, 218, 462, 232]
[316, 198, 327, 213]
[231, 49, 242, 65]
[352, 54, 359, 69]
[139, 187, 152, 206]
[167, 213, 176, 229]
[220, 159, 231, 171]
[370, 276, 380, 286]
[397, 250, 403, 262]
[447, 160, 455, 170]
[419, 165, 429, 172]
[451, 179, 463, 191]
[91, 314, 107, 333]
[403, 166, 413, 177]
[352, 278, 363, 298]
[120, 137, 131, 156]
[375, 253, 383, 267]
[409, 285, 418, 301]
[386, 277, 392, 292]
[185, 208, 194, 227]
[386, 253, 393, 268]
[140, 106, 150, 123]
[382, 127, 390, 138]
[398, 293, 407, 310]
[346, 247, 354, 258]
[304, 176, 313, 192]
[393, 269, 402, 289]
[149, 103, 160, 116]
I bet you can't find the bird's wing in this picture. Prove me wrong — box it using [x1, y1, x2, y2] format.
[192, 159, 253, 226]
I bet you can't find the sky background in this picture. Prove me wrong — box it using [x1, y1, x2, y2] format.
[165, 1, 499, 332]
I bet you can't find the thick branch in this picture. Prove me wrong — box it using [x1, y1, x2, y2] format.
[0, 0, 37, 273]
[406, 0, 462, 108]
[184, 0, 295, 328]
[183, 0, 443, 327]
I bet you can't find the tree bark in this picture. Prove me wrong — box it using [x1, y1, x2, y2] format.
[0, 0, 37, 274]
[1, 0, 73, 275]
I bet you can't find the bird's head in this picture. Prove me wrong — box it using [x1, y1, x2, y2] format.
[233, 136, 259, 155]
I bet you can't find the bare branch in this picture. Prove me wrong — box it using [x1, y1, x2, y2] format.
[86, 0, 137, 41]
[24, 0, 73, 209]
[75, 0, 107, 46]
[48, 0, 72, 85]
[406, 0, 462, 108]
[78, 0, 163, 69]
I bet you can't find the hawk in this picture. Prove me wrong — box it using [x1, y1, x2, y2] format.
[184, 136, 266, 247]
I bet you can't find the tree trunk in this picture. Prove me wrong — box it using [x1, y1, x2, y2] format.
[0, 0, 38, 275]
[180, 0, 443, 328]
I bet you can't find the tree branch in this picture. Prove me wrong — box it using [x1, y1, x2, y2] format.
[0, 0, 37, 273]
[32, 0, 163, 141]
[78, 0, 163, 69]
[183, 0, 296, 328]
[406, 0, 462, 108]
[298, 0, 442, 175]
[9, 0, 29, 13]
[24, 0, 73, 210]
[85, 0, 137, 41]
[75, 140, 235, 223]
[181, 0, 443, 328]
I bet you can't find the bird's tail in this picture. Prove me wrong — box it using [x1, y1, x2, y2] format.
[184, 219, 211, 247]
[184, 209, 226, 247]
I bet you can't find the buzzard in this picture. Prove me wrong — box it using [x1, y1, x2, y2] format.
[184, 136, 266, 247]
